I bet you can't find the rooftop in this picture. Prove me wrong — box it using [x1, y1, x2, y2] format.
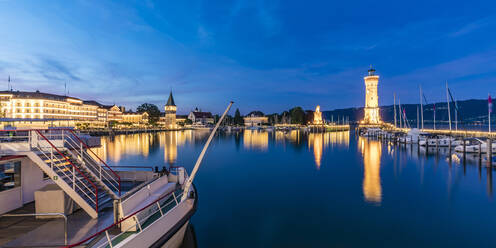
[166, 91, 176, 106]
[0, 90, 79, 102]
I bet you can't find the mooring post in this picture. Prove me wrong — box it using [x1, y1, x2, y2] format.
[478, 142, 482, 161]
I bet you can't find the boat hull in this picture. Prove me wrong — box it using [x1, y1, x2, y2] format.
[118, 185, 198, 248]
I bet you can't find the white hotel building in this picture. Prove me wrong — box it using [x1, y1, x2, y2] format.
[0, 90, 124, 128]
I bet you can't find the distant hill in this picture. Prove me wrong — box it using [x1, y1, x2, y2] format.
[323, 99, 491, 124]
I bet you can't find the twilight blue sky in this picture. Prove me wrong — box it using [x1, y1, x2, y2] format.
[0, 0, 495, 114]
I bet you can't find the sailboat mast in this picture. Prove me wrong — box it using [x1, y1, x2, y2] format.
[446, 82, 452, 131]
[455, 102, 458, 131]
[399, 99, 402, 128]
[417, 106, 419, 129]
[434, 104, 436, 130]
[420, 85, 424, 130]
[394, 93, 397, 128]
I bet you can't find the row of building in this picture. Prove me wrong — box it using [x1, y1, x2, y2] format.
[0, 90, 215, 129]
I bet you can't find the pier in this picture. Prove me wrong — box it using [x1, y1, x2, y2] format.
[80, 127, 190, 136]
[358, 123, 496, 167]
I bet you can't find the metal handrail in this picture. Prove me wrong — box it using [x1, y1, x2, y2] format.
[65, 185, 189, 248]
[95, 191, 184, 248]
[61, 132, 119, 193]
[35, 147, 97, 205]
[66, 129, 121, 196]
[1, 212, 68, 245]
[35, 130, 99, 212]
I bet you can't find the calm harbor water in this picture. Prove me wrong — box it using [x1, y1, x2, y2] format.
[94, 130, 496, 247]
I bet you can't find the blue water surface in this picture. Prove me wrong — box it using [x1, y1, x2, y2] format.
[96, 130, 496, 247]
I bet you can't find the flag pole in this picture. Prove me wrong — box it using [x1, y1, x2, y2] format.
[489, 94, 492, 133]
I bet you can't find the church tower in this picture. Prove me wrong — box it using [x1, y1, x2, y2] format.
[165, 91, 176, 128]
[363, 67, 380, 124]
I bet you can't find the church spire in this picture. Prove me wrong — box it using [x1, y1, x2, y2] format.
[166, 91, 176, 106]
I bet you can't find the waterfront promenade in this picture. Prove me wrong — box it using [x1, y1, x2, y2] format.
[379, 123, 496, 138]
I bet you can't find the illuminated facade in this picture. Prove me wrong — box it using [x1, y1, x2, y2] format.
[0, 91, 98, 121]
[0, 91, 132, 128]
[122, 112, 149, 124]
[313, 105, 323, 124]
[363, 68, 381, 124]
[188, 109, 214, 125]
[164, 91, 177, 128]
[104, 105, 123, 122]
[244, 115, 268, 126]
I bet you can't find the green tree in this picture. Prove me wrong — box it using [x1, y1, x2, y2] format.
[289, 107, 305, 125]
[108, 120, 118, 128]
[234, 108, 244, 126]
[137, 103, 161, 124]
[224, 115, 233, 125]
[184, 119, 193, 125]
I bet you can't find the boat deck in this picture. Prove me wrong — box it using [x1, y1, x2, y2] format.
[0, 180, 146, 247]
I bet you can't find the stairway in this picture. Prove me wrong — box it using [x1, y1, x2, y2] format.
[46, 151, 116, 209]
[25, 130, 121, 219]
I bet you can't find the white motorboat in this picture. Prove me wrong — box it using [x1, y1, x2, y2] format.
[454, 138, 496, 153]
[398, 128, 428, 144]
[419, 135, 466, 147]
[361, 128, 382, 137]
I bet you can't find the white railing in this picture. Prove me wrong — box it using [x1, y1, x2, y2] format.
[98, 191, 183, 248]
[31, 130, 99, 210]
[65, 190, 186, 248]
[59, 130, 120, 195]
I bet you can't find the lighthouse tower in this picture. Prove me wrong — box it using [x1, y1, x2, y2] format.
[363, 67, 380, 124]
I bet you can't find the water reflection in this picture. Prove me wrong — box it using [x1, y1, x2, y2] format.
[243, 130, 269, 151]
[94, 131, 211, 166]
[90, 130, 496, 247]
[93, 133, 153, 162]
[359, 137, 382, 205]
[308, 131, 350, 169]
[275, 130, 302, 146]
[162, 131, 177, 165]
